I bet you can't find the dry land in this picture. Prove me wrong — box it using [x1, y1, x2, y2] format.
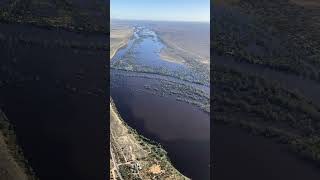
[110, 99, 189, 180]
[110, 24, 133, 59]
[153, 22, 210, 65]
[110, 21, 190, 179]
[0, 110, 36, 180]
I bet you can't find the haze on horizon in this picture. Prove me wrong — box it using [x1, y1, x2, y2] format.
[111, 0, 210, 22]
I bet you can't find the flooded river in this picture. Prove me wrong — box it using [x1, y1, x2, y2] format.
[111, 25, 210, 179]
[0, 24, 106, 180]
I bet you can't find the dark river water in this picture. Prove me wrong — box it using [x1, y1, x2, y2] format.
[111, 25, 210, 179]
[111, 22, 320, 180]
[111, 73, 210, 179]
[213, 123, 320, 180]
[0, 24, 106, 180]
[213, 55, 320, 180]
[213, 5, 320, 179]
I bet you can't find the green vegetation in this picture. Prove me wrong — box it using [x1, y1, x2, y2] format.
[111, 27, 209, 86]
[118, 164, 139, 180]
[214, 0, 320, 81]
[213, 0, 320, 166]
[112, 70, 209, 113]
[213, 66, 320, 165]
[110, 98, 189, 179]
[0, 32, 107, 50]
[0, 0, 107, 33]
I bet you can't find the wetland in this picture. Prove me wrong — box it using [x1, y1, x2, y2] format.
[110, 21, 210, 180]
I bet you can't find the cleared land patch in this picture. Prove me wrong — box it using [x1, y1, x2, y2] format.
[110, 100, 189, 180]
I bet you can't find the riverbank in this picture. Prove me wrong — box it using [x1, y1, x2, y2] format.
[0, 110, 37, 180]
[153, 22, 210, 66]
[0, 21, 106, 179]
[213, 1, 320, 170]
[110, 26, 134, 59]
[110, 21, 191, 179]
[110, 73, 210, 179]
[110, 98, 189, 180]
[159, 48, 185, 65]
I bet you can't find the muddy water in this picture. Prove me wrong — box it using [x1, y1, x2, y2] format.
[111, 72, 210, 179]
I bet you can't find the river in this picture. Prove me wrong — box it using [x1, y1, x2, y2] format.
[111, 24, 210, 179]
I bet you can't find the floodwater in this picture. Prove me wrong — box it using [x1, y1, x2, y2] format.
[0, 24, 106, 180]
[111, 26, 186, 71]
[111, 25, 207, 85]
[111, 25, 210, 179]
[111, 73, 210, 180]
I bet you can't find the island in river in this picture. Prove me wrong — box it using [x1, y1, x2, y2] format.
[110, 20, 210, 179]
[110, 22, 191, 180]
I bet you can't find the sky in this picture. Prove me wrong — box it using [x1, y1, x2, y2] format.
[111, 0, 210, 22]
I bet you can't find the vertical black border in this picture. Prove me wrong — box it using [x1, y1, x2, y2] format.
[106, 0, 111, 179]
[210, 0, 214, 178]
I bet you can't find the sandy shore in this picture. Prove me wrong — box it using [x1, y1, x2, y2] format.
[110, 99, 189, 180]
[159, 48, 186, 64]
[110, 27, 133, 59]
[109, 24, 189, 179]
[0, 110, 35, 180]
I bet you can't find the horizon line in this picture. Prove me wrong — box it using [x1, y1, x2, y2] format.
[110, 18, 210, 23]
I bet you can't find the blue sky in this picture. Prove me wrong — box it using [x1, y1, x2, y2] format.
[111, 0, 210, 22]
